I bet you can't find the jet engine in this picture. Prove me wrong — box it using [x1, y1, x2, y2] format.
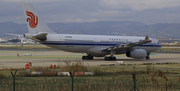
[126, 49, 147, 59]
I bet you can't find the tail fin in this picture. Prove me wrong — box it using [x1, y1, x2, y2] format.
[22, 2, 56, 34]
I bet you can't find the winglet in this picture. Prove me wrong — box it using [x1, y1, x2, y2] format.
[145, 35, 152, 42]
[145, 35, 149, 40]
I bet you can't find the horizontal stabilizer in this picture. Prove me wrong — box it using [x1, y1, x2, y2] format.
[5, 33, 27, 40]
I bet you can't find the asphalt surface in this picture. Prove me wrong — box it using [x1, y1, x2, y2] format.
[0, 49, 180, 68]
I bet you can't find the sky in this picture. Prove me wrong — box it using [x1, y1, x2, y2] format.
[1, 0, 180, 24]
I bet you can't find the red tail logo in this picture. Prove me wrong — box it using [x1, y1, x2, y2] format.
[26, 11, 38, 28]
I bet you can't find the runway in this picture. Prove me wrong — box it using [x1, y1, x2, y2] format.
[0, 49, 180, 68]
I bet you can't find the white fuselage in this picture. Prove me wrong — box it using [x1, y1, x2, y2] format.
[40, 34, 161, 57]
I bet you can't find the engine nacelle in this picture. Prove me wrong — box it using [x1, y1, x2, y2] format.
[126, 49, 147, 59]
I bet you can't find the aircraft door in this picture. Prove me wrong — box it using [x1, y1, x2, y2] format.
[59, 35, 64, 43]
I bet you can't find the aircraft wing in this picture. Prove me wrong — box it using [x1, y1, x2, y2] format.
[104, 36, 152, 51]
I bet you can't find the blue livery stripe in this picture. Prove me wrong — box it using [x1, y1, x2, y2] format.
[41, 41, 161, 47]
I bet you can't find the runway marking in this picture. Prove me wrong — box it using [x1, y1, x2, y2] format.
[0, 56, 77, 59]
[0, 55, 126, 59]
[0, 54, 157, 59]
[150, 54, 157, 55]
[0, 51, 44, 53]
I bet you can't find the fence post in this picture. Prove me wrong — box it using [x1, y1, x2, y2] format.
[130, 72, 139, 91]
[69, 71, 75, 91]
[11, 70, 17, 91]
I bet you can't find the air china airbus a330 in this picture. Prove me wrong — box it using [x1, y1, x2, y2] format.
[21, 2, 161, 61]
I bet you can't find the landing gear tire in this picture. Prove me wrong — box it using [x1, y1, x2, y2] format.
[146, 56, 150, 60]
[82, 55, 93, 60]
[104, 56, 116, 61]
[82, 56, 86, 60]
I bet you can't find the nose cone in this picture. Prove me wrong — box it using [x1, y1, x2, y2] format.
[155, 39, 161, 47]
[154, 39, 161, 50]
[149, 38, 161, 52]
[157, 43, 162, 49]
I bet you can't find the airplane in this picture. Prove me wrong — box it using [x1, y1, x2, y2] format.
[21, 2, 161, 61]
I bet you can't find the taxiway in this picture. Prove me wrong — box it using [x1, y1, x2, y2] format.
[0, 49, 179, 68]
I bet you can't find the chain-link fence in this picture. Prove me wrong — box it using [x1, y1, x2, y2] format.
[0, 70, 179, 91]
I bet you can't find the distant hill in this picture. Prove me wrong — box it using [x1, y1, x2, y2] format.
[1, 21, 180, 39]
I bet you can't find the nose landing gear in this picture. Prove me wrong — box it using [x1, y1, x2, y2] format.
[146, 53, 150, 59]
[146, 56, 150, 59]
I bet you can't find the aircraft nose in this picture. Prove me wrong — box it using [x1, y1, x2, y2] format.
[153, 39, 161, 48]
[158, 43, 162, 48]
[157, 41, 162, 48]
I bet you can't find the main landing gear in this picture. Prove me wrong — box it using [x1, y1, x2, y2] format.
[104, 50, 116, 61]
[104, 56, 116, 61]
[82, 54, 93, 60]
[146, 56, 150, 59]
